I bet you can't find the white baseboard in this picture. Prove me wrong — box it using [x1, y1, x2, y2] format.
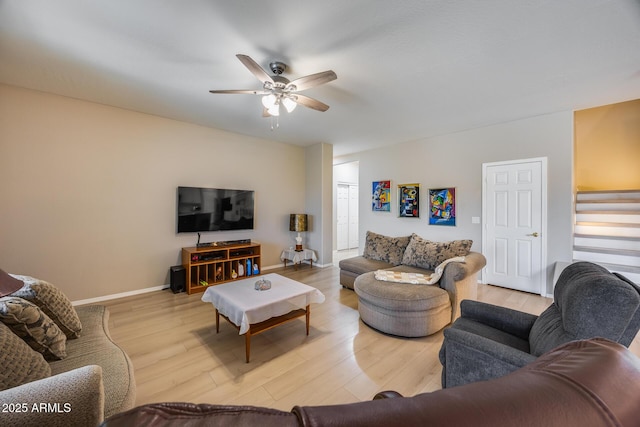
[72, 284, 169, 306]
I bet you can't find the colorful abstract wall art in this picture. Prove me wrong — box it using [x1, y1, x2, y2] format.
[372, 180, 391, 211]
[398, 183, 419, 218]
[429, 188, 456, 226]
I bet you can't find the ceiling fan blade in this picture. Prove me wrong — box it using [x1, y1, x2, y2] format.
[209, 89, 268, 95]
[288, 70, 337, 91]
[294, 94, 330, 112]
[262, 108, 272, 117]
[236, 54, 274, 85]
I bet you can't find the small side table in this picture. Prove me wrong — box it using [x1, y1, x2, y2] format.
[281, 248, 317, 270]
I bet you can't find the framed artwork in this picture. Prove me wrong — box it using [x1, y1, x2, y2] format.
[429, 188, 456, 226]
[372, 180, 391, 211]
[398, 183, 419, 217]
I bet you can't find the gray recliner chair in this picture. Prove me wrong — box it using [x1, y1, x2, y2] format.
[439, 261, 640, 388]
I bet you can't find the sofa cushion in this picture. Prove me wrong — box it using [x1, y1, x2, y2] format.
[355, 271, 450, 312]
[401, 234, 472, 270]
[0, 321, 51, 390]
[339, 256, 395, 276]
[50, 305, 137, 418]
[9, 274, 82, 339]
[0, 296, 68, 360]
[0, 268, 24, 297]
[362, 231, 411, 265]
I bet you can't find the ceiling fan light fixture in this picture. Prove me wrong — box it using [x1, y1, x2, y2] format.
[282, 96, 297, 113]
[267, 103, 280, 116]
[261, 94, 276, 109]
[210, 54, 336, 124]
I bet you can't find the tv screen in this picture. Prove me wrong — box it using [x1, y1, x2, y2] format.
[177, 186, 254, 233]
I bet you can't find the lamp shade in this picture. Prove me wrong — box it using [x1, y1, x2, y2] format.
[261, 94, 276, 109]
[289, 214, 308, 232]
[267, 103, 280, 116]
[282, 96, 297, 113]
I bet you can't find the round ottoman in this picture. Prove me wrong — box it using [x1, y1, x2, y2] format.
[354, 271, 452, 337]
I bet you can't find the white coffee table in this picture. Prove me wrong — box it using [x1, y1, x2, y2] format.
[201, 273, 325, 362]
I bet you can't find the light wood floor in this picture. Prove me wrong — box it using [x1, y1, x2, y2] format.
[102, 265, 640, 411]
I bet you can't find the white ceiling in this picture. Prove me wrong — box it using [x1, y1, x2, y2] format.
[1, 1, 639, 156]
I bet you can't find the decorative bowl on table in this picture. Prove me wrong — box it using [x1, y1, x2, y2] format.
[255, 278, 271, 291]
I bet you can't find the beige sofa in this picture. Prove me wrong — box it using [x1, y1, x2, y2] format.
[339, 231, 486, 336]
[0, 272, 135, 427]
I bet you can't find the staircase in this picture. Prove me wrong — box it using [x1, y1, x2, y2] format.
[573, 190, 640, 283]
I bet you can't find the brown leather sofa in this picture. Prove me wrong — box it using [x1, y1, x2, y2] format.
[101, 338, 640, 427]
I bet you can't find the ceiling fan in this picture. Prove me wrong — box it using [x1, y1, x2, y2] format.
[209, 54, 337, 118]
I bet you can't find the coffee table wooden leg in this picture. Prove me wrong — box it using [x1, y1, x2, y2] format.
[216, 309, 220, 333]
[305, 305, 310, 335]
[245, 331, 251, 363]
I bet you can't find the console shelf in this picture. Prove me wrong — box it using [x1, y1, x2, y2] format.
[181, 242, 261, 294]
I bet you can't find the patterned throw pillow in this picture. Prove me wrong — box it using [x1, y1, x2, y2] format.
[9, 274, 82, 339]
[363, 231, 412, 265]
[0, 321, 51, 390]
[401, 233, 472, 270]
[0, 296, 68, 360]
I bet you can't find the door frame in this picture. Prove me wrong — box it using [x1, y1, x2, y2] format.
[481, 157, 548, 296]
[347, 183, 359, 249]
[336, 182, 359, 251]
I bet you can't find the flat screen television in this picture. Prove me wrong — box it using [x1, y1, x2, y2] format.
[176, 186, 254, 233]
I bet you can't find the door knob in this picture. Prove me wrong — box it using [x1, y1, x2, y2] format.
[527, 232, 539, 237]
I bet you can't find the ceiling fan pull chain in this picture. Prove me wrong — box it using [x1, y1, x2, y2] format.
[270, 115, 279, 131]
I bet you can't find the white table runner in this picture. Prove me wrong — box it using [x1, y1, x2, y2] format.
[201, 273, 325, 334]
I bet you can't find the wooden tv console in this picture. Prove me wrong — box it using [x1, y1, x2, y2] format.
[181, 242, 261, 294]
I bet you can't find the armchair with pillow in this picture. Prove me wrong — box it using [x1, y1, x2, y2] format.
[0, 269, 135, 427]
[439, 261, 640, 388]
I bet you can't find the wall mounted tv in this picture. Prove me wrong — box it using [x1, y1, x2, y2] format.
[176, 186, 254, 233]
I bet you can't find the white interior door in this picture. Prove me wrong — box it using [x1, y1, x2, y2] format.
[348, 184, 359, 249]
[336, 184, 349, 250]
[483, 158, 547, 295]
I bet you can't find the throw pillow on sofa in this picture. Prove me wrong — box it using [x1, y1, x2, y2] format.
[0, 296, 67, 360]
[402, 233, 472, 270]
[0, 321, 51, 390]
[363, 231, 411, 265]
[9, 274, 82, 339]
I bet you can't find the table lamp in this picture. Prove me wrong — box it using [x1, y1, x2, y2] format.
[289, 214, 308, 252]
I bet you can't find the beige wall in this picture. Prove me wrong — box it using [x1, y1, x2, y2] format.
[336, 111, 575, 296]
[575, 99, 640, 191]
[0, 84, 306, 301]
